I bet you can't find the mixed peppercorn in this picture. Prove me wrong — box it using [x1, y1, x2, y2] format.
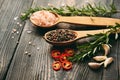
[46, 29, 77, 42]
[51, 48, 74, 71]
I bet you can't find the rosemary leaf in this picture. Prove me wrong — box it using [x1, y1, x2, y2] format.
[20, 2, 119, 21]
[69, 23, 120, 62]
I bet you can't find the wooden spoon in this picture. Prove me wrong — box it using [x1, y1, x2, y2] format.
[44, 29, 110, 46]
[30, 11, 120, 28]
[56, 16, 120, 26]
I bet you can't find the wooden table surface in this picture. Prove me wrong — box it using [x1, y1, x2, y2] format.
[0, 0, 120, 80]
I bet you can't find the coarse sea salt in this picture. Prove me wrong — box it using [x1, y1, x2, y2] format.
[16, 31, 19, 34]
[14, 16, 18, 20]
[27, 30, 32, 34]
[17, 22, 20, 25]
[28, 42, 32, 45]
[37, 47, 40, 50]
[11, 36, 14, 39]
[19, 24, 22, 27]
[30, 10, 58, 27]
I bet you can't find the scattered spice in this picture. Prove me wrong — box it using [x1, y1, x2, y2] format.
[11, 36, 14, 39]
[14, 16, 18, 20]
[30, 10, 58, 27]
[27, 30, 32, 34]
[12, 29, 17, 33]
[19, 24, 22, 27]
[16, 31, 19, 34]
[46, 29, 77, 42]
[24, 51, 31, 57]
[28, 41, 32, 45]
[17, 22, 20, 25]
[37, 47, 40, 50]
[25, 51, 28, 54]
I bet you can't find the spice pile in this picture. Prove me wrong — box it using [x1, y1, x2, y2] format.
[46, 29, 77, 42]
[51, 48, 74, 71]
[30, 10, 58, 27]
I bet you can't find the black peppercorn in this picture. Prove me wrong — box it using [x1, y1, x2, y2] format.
[46, 29, 76, 42]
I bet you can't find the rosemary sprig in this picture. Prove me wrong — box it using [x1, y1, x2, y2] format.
[20, 2, 119, 21]
[69, 23, 120, 62]
[20, 2, 120, 62]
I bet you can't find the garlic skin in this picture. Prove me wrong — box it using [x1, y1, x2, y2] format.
[93, 56, 107, 62]
[88, 62, 103, 69]
[102, 44, 110, 56]
[104, 57, 113, 68]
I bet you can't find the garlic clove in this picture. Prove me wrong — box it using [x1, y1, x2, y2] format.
[104, 57, 113, 68]
[88, 62, 103, 69]
[93, 56, 107, 62]
[102, 44, 110, 56]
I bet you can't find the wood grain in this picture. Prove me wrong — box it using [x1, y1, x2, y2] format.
[0, 0, 120, 80]
[59, 16, 120, 26]
[0, 0, 33, 79]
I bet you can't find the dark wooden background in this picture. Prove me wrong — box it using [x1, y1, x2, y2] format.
[0, 0, 120, 80]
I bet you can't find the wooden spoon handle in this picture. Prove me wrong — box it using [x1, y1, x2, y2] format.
[76, 29, 110, 39]
[59, 16, 120, 26]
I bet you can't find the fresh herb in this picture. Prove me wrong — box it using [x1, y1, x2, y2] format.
[20, 2, 120, 62]
[20, 2, 119, 21]
[68, 23, 120, 62]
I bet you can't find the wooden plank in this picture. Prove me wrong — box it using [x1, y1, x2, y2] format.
[5, 0, 120, 80]
[0, 0, 33, 79]
[0, 0, 4, 9]
[86, 0, 120, 80]
[117, 38, 120, 80]
[102, 41, 119, 80]
[102, 0, 120, 80]
[5, 0, 92, 80]
[5, 20, 52, 80]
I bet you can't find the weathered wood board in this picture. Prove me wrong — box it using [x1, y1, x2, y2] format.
[0, 0, 120, 80]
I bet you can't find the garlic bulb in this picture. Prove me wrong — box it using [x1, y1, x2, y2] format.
[93, 56, 107, 62]
[102, 44, 110, 56]
[88, 62, 103, 69]
[104, 57, 113, 68]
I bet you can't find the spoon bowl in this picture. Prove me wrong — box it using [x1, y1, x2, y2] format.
[30, 10, 120, 28]
[44, 29, 110, 46]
